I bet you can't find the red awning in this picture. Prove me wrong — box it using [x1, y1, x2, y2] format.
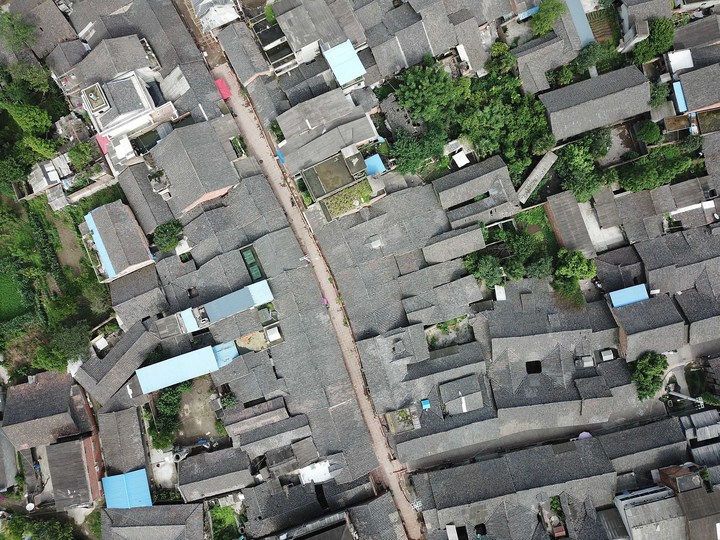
[95, 134, 110, 155]
[214, 78, 231, 100]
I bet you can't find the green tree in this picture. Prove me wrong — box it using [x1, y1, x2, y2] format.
[555, 249, 596, 280]
[526, 256, 554, 278]
[68, 141, 96, 170]
[585, 128, 612, 159]
[532, 132, 556, 155]
[633, 18, 674, 64]
[635, 119, 662, 144]
[20, 135, 56, 159]
[32, 321, 90, 372]
[649, 82, 669, 107]
[573, 42, 607, 73]
[618, 144, 692, 191]
[531, 0, 568, 36]
[549, 64, 574, 87]
[153, 220, 183, 252]
[264, 3, 276, 24]
[486, 42, 516, 74]
[0, 101, 52, 134]
[1, 516, 74, 540]
[555, 141, 601, 202]
[396, 63, 469, 126]
[506, 231, 541, 263]
[6, 62, 50, 94]
[0, 12, 35, 51]
[0, 156, 27, 183]
[630, 351, 668, 400]
[464, 253, 504, 287]
[503, 258, 526, 281]
[390, 127, 447, 174]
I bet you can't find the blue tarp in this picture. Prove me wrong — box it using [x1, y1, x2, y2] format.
[364, 154, 386, 176]
[85, 212, 116, 278]
[136, 346, 219, 393]
[322, 40, 366, 86]
[204, 280, 273, 323]
[564, 0, 595, 47]
[103, 470, 152, 509]
[277, 149, 285, 164]
[609, 284, 649, 308]
[674, 81, 688, 113]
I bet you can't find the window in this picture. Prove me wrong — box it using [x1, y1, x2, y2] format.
[526, 361, 542, 374]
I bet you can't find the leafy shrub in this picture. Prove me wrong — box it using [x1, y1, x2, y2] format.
[464, 253, 503, 287]
[555, 249, 596, 280]
[635, 120, 662, 145]
[633, 18, 674, 64]
[67, 141, 96, 170]
[531, 0, 567, 36]
[649, 83, 669, 107]
[153, 220, 183, 252]
[630, 351, 668, 400]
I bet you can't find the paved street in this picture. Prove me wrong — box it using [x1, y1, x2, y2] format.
[212, 64, 424, 540]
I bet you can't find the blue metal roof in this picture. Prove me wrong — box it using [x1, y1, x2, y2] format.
[609, 284, 649, 308]
[204, 280, 273, 323]
[103, 470, 152, 509]
[322, 40, 366, 86]
[364, 154, 386, 176]
[674, 81, 688, 113]
[136, 346, 219, 393]
[213, 341, 240, 368]
[180, 308, 199, 333]
[564, 0, 595, 47]
[85, 211, 116, 278]
[518, 5, 540, 20]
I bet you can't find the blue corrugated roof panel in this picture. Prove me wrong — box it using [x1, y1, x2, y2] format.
[518, 5, 540, 20]
[609, 284, 649, 308]
[364, 154, 386, 176]
[85, 212, 116, 278]
[204, 280, 273, 323]
[322, 40, 366, 86]
[564, 0, 595, 47]
[674, 81, 688, 113]
[103, 470, 152, 509]
[136, 346, 218, 393]
[213, 341, 240, 368]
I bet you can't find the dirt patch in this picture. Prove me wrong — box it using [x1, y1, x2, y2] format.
[50, 213, 84, 275]
[176, 376, 222, 445]
[425, 316, 474, 351]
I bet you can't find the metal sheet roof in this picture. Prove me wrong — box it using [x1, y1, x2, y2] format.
[364, 154, 386, 176]
[136, 346, 219, 393]
[85, 211, 116, 278]
[564, 0, 595, 47]
[322, 40, 366, 86]
[674, 81, 688, 113]
[102, 470, 152, 509]
[609, 284, 650, 307]
[204, 280, 273, 323]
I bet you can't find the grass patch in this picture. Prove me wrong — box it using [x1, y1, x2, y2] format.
[322, 179, 373, 219]
[210, 505, 238, 540]
[0, 272, 29, 321]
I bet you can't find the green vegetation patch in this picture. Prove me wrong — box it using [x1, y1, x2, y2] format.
[0, 271, 28, 321]
[210, 505, 238, 540]
[322, 179, 372, 219]
[147, 381, 193, 449]
[630, 351, 668, 400]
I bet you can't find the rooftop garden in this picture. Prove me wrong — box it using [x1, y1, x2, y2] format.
[321, 178, 373, 219]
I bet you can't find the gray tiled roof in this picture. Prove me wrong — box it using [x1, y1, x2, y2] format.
[74, 321, 160, 405]
[674, 15, 720, 50]
[178, 447, 253, 501]
[72, 35, 150, 89]
[0, 429, 17, 492]
[433, 156, 516, 210]
[102, 504, 204, 539]
[243, 482, 324, 538]
[117, 163, 173, 235]
[349, 492, 408, 540]
[422, 225, 486, 264]
[46, 439, 92, 511]
[680, 63, 720, 112]
[219, 22, 269, 86]
[90, 200, 153, 275]
[2, 372, 81, 450]
[151, 121, 239, 216]
[98, 407, 146, 475]
[539, 66, 650, 140]
[10, 0, 78, 59]
[275, 0, 346, 50]
[46, 40, 88, 77]
[546, 191, 596, 258]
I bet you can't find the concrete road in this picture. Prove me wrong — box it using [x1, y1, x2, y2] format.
[212, 63, 424, 540]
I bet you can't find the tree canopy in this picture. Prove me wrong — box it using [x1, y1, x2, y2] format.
[0, 101, 52, 134]
[395, 63, 469, 126]
[68, 141, 96, 171]
[555, 249, 596, 280]
[630, 351, 668, 400]
[6, 62, 49, 94]
[555, 140, 601, 202]
[633, 18, 674, 64]
[464, 253, 504, 287]
[32, 321, 90, 372]
[0, 516, 74, 540]
[635, 119, 663, 145]
[0, 12, 35, 51]
[618, 143, 693, 192]
[153, 220, 184, 252]
[649, 82, 669, 108]
[531, 0, 567, 36]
